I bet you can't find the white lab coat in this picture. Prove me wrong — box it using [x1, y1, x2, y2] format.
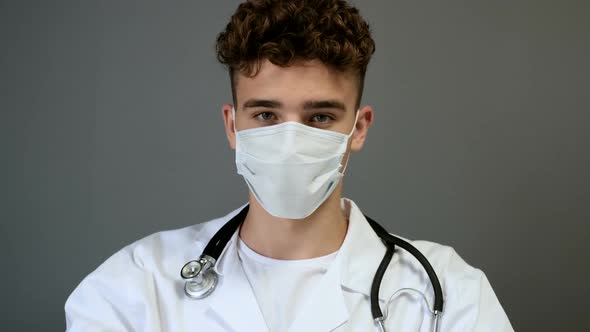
[65, 199, 513, 331]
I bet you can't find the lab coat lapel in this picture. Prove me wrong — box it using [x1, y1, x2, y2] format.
[204, 230, 269, 332]
[340, 199, 436, 307]
[287, 199, 386, 332]
[339, 199, 390, 299]
[200, 199, 422, 332]
[286, 254, 349, 332]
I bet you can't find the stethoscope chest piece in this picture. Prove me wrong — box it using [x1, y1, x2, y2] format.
[181, 256, 218, 299]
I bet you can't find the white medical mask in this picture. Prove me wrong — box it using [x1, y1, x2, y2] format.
[233, 108, 359, 219]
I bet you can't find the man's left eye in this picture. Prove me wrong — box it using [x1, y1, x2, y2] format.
[311, 114, 331, 123]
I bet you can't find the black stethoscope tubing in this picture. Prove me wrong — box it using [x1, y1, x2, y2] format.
[364, 215, 444, 319]
[187, 205, 444, 326]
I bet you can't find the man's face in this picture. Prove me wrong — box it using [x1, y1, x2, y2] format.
[223, 58, 373, 154]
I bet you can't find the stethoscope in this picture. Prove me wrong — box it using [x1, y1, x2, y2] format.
[180, 205, 444, 332]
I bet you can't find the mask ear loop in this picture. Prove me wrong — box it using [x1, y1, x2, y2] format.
[231, 107, 237, 133]
[340, 109, 360, 175]
[347, 109, 360, 137]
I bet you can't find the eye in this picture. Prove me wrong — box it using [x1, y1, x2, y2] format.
[255, 112, 276, 122]
[310, 114, 332, 123]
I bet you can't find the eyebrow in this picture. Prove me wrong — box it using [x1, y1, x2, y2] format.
[242, 99, 347, 111]
[242, 99, 282, 109]
[302, 100, 346, 111]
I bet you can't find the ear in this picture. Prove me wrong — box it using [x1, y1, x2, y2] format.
[222, 103, 236, 150]
[350, 105, 374, 152]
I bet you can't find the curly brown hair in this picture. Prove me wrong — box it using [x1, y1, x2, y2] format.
[216, 0, 376, 106]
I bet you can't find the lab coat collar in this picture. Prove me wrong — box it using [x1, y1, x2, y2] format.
[338, 199, 436, 305]
[337, 198, 393, 302]
[210, 199, 383, 284]
[210, 199, 380, 282]
[212, 203, 246, 277]
[204, 198, 430, 331]
[205, 208, 348, 332]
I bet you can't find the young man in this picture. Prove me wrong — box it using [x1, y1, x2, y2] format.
[65, 1, 513, 331]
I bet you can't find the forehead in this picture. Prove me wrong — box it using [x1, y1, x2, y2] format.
[233, 59, 359, 109]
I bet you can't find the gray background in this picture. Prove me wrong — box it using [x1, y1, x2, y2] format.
[1, 0, 588, 331]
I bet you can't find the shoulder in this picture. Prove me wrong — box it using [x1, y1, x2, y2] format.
[90, 213, 228, 279]
[395, 239, 513, 331]
[397, 238, 488, 303]
[120, 214, 228, 273]
[64, 205, 244, 331]
[73, 205, 241, 282]
[407, 239, 480, 285]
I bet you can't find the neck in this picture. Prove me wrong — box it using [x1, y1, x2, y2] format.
[239, 184, 348, 260]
